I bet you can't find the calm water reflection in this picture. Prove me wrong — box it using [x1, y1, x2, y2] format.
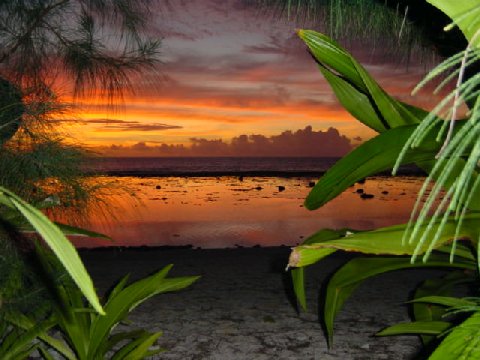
[72, 176, 427, 249]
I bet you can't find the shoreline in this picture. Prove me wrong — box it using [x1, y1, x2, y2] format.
[86, 167, 426, 178]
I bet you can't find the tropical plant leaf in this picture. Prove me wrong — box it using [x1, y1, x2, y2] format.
[322, 255, 474, 346]
[290, 228, 349, 310]
[0, 208, 109, 239]
[113, 331, 163, 360]
[377, 321, 451, 336]
[304, 123, 450, 210]
[291, 268, 306, 311]
[429, 311, 480, 359]
[411, 296, 477, 308]
[87, 265, 199, 356]
[412, 271, 474, 345]
[297, 29, 423, 132]
[288, 214, 480, 268]
[5, 313, 76, 360]
[0, 186, 104, 314]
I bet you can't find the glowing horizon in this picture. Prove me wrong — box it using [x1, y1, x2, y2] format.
[55, 0, 442, 157]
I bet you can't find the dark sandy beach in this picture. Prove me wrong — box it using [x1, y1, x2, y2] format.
[81, 246, 445, 359]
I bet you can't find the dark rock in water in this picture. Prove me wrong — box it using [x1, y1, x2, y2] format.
[400, 192, 406, 195]
[239, 176, 244, 182]
[360, 193, 374, 199]
[155, 185, 161, 189]
[382, 191, 389, 195]
[356, 188, 364, 194]
[278, 186, 285, 192]
[308, 181, 315, 187]
[255, 186, 263, 190]
[357, 178, 366, 184]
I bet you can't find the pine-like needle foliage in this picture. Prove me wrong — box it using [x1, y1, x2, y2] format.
[0, 1, 161, 319]
[250, 0, 442, 63]
[0, 0, 160, 101]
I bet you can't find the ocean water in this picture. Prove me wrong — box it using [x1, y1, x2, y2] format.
[72, 157, 427, 249]
[87, 157, 340, 176]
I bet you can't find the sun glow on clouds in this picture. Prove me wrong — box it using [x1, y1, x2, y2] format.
[64, 0, 440, 156]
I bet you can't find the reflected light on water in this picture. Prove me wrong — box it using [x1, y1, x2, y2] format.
[71, 176, 429, 249]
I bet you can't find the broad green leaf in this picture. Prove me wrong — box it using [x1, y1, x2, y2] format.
[0, 186, 104, 314]
[305, 124, 436, 210]
[304, 120, 478, 211]
[429, 311, 480, 359]
[323, 255, 473, 346]
[298, 29, 422, 132]
[377, 321, 451, 336]
[318, 62, 386, 132]
[427, 1, 480, 47]
[289, 214, 480, 268]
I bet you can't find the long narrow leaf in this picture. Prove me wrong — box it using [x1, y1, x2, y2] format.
[305, 124, 440, 210]
[289, 214, 480, 268]
[298, 29, 422, 132]
[323, 255, 473, 346]
[0, 186, 104, 314]
[377, 321, 451, 336]
[88, 265, 199, 356]
[429, 311, 480, 359]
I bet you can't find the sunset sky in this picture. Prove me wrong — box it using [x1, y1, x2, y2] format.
[60, 0, 440, 157]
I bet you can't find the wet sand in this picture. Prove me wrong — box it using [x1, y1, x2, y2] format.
[81, 246, 443, 359]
